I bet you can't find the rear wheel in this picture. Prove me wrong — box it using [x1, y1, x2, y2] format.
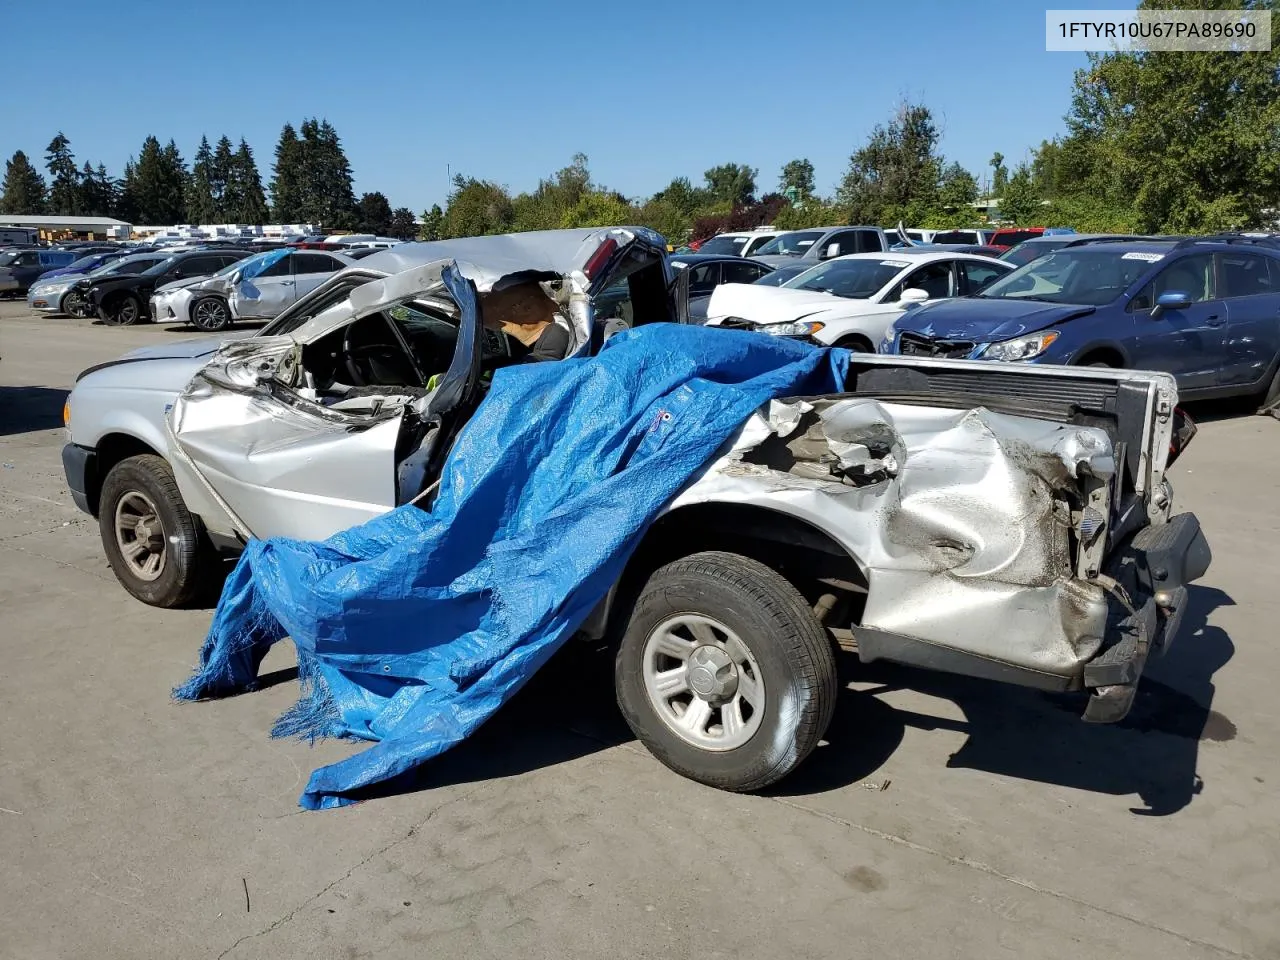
[615, 550, 837, 792]
[104, 294, 142, 326]
[98, 454, 214, 607]
[191, 296, 232, 332]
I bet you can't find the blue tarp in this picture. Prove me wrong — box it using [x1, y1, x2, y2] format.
[175, 323, 848, 809]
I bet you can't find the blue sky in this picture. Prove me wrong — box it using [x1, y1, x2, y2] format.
[1, 0, 1130, 213]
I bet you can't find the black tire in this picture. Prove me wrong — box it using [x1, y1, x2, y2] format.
[190, 296, 231, 332]
[833, 335, 873, 353]
[104, 293, 142, 326]
[59, 289, 87, 318]
[1259, 365, 1280, 410]
[98, 454, 214, 607]
[615, 550, 837, 792]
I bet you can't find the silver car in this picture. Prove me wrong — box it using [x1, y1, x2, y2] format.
[152, 249, 356, 330]
[63, 227, 1209, 791]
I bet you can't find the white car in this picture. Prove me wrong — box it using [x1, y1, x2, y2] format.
[703, 251, 1013, 351]
[693, 230, 780, 258]
[152, 250, 356, 331]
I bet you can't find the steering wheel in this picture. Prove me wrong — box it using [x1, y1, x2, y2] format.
[342, 322, 416, 387]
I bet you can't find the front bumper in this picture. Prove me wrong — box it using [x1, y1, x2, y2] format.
[62, 443, 98, 516]
[28, 289, 70, 312]
[1082, 512, 1212, 722]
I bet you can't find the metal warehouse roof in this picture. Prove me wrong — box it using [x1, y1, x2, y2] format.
[0, 215, 132, 227]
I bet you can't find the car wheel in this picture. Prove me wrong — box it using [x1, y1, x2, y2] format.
[104, 294, 142, 326]
[833, 335, 873, 353]
[60, 289, 88, 318]
[1259, 365, 1280, 409]
[615, 550, 837, 792]
[98, 454, 214, 607]
[191, 296, 232, 332]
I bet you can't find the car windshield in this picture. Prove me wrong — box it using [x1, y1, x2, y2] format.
[65, 255, 103, 271]
[752, 230, 824, 257]
[94, 256, 149, 276]
[1001, 240, 1068, 267]
[697, 235, 749, 256]
[215, 256, 253, 276]
[978, 249, 1160, 305]
[781, 258, 903, 299]
[0, 252, 19, 266]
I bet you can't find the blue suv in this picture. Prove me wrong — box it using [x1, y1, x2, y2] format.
[880, 237, 1280, 404]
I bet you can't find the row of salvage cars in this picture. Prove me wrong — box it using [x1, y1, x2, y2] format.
[63, 226, 1212, 793]
[29, 246, 369, 330]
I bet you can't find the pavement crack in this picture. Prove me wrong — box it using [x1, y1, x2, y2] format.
[769, 796, 1253, 959]
[215, 782, 490, 960]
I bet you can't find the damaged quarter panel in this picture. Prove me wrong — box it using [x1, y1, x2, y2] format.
[672, 397, 1115, 679]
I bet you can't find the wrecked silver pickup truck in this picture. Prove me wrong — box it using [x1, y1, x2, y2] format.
[63, 227, 1210, 792]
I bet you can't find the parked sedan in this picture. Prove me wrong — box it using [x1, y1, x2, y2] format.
[154, 249, 355, 331]
[705, 251, 1012, 351]
[86, 249, 253, 325]
[667, 254, 775, 323]
[882, 238, 1280, 404]
[0, 248, 81, 296]
[45, 253, 174, 316]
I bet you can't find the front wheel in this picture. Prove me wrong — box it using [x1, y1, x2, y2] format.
[615, 550, 837, 792]
[60, 289, 88, 318]
[190, 296, 232, 332]
[98, 454, 215, 607]
[103, 294, 142, 326]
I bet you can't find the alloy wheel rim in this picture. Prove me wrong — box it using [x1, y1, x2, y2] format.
[113, 491, 166, 581]
[641, 613, 765, 751]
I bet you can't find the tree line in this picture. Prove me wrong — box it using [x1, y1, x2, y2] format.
[0, 120, 417, 237]
[4, 0, 1276, 243]
[421, 0, 1278, 243]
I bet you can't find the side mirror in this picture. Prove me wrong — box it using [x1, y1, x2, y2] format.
[230, 270, 242, 285]
[1151, 290, 1190, 318]
[898, 287, 930, 304]
[824, 243, 841, 259]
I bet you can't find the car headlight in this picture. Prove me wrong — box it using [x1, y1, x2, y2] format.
[757, 320, 826, 338]
[982, 331, 1060, 362]
[879, 322, 897, 351]
[32, 279, 71, 296]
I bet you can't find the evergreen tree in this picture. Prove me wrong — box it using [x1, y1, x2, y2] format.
[389, 207, 417, 239]
[0, 150, 47, 214]
[186, 136, 218, 223]
[161, 140, 190, 222]
[114, 158, 138, 222]
[270, 123, 304, 222]
[297, 119, 357, 228]
[130, 136, 187, 223]
[77, 160, 116, 217]
[222, 140, 270, 224]
[356, 191, 393, 234]
[45, 132, 80, 215]
[211, 135, 234, 219]
[989, 152, 1008, 195]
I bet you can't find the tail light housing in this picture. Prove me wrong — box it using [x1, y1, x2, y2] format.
[1167, 406, 1196, 466]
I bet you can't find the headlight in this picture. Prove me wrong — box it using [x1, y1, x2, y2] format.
[982, 331, 1061, 362]
[879, 322, 897, 351]
[757, 320, 826, 338]
[32, 279, 71, 296]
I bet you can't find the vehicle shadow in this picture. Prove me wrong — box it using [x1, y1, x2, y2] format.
[774, 585, 1235, 816]
[157, 321, 268, 334]
[1183, 396, 1264, 423]
[336, 642, 633, 804]
[0, 385, 69, 437]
